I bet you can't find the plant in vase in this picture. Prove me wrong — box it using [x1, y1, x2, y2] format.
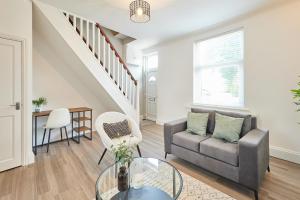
[32, 97, 47, 112]
[291, 78, 300, 123]
[111, 140, 134, 192]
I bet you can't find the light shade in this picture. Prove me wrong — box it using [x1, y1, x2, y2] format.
[130, 0, 150, 23]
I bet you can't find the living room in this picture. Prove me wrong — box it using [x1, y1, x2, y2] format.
[0, 0, 300, 200]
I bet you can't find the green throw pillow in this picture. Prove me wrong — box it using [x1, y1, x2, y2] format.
[187, 112, 209, 136]
[213, 113, 244, 142]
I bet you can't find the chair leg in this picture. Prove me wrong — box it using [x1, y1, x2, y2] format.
[137, 145, 142, 157]
[165, 152, 168, 159]
[47, 129, 52, 153]
[267, 165, 270, 172]
[64, 126, 70, 146]
[42, 129, 47, 146]
[60, 128, 63, 141]
[98, 148, 107, 165]
[254, 190, 259, 200]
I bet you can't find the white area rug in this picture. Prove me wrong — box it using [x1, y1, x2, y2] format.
[179, 171, 235, 200]
[99, 170, 235, 200]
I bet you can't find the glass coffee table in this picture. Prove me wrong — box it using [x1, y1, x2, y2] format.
[96, 157, 183, 200]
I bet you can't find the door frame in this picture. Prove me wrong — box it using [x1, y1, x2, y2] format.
[0, 33, 32, 167]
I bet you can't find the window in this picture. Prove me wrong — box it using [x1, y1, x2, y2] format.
[193, 30, 244, 107]
[144, 53, 158, 71]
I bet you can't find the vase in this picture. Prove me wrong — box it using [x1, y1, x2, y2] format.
[35, 107, 41, 112]
[118, 166, 128, 192]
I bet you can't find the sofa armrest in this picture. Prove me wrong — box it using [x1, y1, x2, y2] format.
[238, 129, 269, 190]
[164, 118, 187, 153]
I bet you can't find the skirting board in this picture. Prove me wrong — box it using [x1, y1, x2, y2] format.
[270, 146, 300, 164]
[156, 120, 164, 126]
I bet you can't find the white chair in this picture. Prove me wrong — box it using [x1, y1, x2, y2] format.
[42, 108, 71, 152]
[95, 112, 142, 165]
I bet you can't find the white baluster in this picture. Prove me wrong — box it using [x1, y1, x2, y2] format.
[125, 70, 128, 97]
[97, 29, 100, 62]
[132, 82, 136, 107]
[107, 44, 111, 76]
[112, 53, 116, 82]
[80, 18, 83, 37]
[128, 78, 132, 102]
[102, 36, 106, 68]
[86, 21, 89, 47]
[117, 62, 120, 88]
[121, 65, 124, 94]
[73, 15, 77, 31]
[92, 23, 95, 54]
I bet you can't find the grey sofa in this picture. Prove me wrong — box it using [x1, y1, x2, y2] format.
[164, 108, 269, 200]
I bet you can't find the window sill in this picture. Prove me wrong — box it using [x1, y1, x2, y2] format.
[186, 103, 251, 114]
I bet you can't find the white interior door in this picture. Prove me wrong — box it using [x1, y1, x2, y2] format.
[146, 70, 157, 121]
[0, 37, 22, 172]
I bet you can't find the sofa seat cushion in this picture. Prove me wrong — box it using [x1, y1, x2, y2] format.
[200, 138, 239, 166]
[173, 131, 209, 152]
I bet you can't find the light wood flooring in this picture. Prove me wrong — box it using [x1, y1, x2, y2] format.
[0, 121, 300, 200]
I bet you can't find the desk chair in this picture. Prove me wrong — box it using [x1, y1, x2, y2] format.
[42, 108, 70, 152]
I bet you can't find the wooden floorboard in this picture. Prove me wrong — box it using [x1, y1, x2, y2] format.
[0, 120, 300, 200]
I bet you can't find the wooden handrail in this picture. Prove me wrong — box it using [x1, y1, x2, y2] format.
[96, 23, 137, 85]
[64, 13, 137, 86]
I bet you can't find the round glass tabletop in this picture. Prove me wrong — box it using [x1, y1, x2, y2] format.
[96, 157, 183, 200]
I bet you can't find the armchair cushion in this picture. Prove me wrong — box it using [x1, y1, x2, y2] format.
[103, 119, 131, 139]
[200, 137, 239, 166]
[173, 131, 209, 152]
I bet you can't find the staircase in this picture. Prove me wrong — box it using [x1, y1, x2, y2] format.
[34, 1, 139, 122]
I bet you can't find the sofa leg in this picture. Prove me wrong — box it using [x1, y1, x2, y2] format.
[254, 190, 259, 200]
[165, 152, 168, 159]
[267, 165, 270, 172]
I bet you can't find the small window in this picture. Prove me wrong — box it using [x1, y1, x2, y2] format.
[144, 53, 158, 71]
[193, 30, 244, 107]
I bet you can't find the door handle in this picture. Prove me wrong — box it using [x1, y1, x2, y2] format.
[9, 102, 20, 110]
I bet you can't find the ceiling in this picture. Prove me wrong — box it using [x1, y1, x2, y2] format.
[38, 0, 288, 49]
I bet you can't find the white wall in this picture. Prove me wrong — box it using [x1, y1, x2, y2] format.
[0, 0, 33, 165]
[143, 1, 300, 164]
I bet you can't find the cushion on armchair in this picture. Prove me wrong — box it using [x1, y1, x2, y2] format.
[103, 119, 131, 139]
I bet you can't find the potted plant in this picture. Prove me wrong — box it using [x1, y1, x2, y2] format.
[291, 78, 300, 123]
[32, 97, 47, 112]
[111, 140, 134, 192]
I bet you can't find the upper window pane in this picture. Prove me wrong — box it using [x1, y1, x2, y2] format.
[195, 31, 244, 66]
[147, 54, 158, 70]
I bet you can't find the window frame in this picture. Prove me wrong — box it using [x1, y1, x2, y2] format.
[193, 28, 245, 108]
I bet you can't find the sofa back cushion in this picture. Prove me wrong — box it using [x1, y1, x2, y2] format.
[216, 111, 251, 137]
[191, 108, 215, 134]
[191, 108, 252, 137]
